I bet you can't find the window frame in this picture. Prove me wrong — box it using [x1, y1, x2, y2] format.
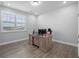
[1, 11, 26, 32]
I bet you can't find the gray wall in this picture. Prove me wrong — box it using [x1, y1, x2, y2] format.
[0, 6, 36, 44]
[0, 31, 27, 43]
[38, 4, 77, 45]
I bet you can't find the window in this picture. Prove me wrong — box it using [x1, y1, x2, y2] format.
[1, 11, 26, 32]
[16, 15, 25, 30]
[1, 12, 15, 31]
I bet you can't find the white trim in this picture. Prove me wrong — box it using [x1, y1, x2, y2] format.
[53, 39, 77, 47]
[0, 38, 29, 46]
[0, 38, 77, 47]
[0, 30, 26, 33]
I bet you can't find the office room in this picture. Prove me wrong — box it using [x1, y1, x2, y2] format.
[0, 0, 78, 58]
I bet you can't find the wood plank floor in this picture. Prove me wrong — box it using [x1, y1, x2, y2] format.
[0, 40, 78, 58]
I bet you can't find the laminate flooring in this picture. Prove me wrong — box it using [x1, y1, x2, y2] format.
[0, 40, 78, 58]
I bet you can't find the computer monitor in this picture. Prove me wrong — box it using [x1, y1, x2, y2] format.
[38, 29, 47, 35]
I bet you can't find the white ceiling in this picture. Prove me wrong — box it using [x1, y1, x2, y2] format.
[0, 1, 77, 15]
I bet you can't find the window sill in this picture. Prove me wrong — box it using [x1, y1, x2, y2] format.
[0, 30, 26, 33]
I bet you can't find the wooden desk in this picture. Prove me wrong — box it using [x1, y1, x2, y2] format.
[29, 34, 52, 52]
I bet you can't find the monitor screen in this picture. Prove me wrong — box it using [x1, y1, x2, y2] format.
[38, 29, 47, 35]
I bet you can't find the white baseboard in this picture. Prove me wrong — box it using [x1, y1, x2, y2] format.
[0, 38, 77, 47]
[53, 39, 77, 47]
[0, 37, 29, 46]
